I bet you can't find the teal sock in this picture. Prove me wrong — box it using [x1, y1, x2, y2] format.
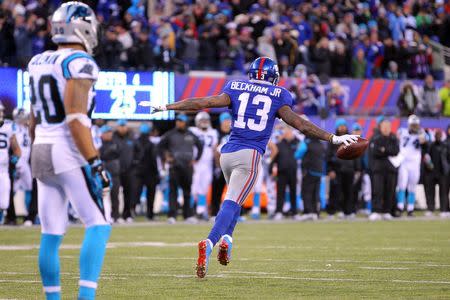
[39, 234, 63, 300]
[78, 225, 111, 300]
[407, 192, 415, 212]
[253, 193, 260, 209]
[25, 191, 32, 210]
[397, 190, 406, 209]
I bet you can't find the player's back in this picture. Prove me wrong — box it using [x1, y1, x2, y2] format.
[398, 128, 422, 163]
[28, 48, 98, 142]
[28, 48, 99, 174]
[13, 123, 31, 161]
[189, 127, 218, 164]
[221, 79, 293, 154]
[0, 120, 14, 171]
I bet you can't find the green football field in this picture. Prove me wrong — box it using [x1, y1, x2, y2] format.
[1, 219, 450, 299]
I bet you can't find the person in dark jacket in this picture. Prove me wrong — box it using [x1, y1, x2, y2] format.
[273, 124, 299, 220]
[158, 114, 203, 223]
[397, 82, 418, 117]
[326, 119, 361, 218]
[133, 123, 159, 220]
[423, 130, 450, 217]
[370, 119, 400, 220]
[128, 29, 154, 70]
[295, 128, 326, 221]
[99, 125, 121, 222]
[112, 119, 136, 222]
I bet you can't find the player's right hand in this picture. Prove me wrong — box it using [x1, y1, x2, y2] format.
[86, 157, 111, 199]
[138, 101, 167, 113]
[331, 134, 359, 146]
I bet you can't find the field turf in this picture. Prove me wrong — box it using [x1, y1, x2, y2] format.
[0, 219, 449, 299]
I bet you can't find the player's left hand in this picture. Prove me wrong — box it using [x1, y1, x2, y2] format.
[331, 134, 359, 146]
[10, 155, 19, 166]
[138, 101, 167, 114]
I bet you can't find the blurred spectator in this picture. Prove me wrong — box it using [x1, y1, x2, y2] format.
[325, 80, 345, 116]
[295, 119, 325, 221]
[385, 61, 399, 80]
[409, 44, 430, 79]
[99, 125, 121, 222]
[370, 119, 399, 221]
[313, 37, 331, 81]
[423, 130, 450, 218]
[352, 48, 366, 79]
[179, 28, 199, 71]
[397, 82, 419, 117]
[98, 27, 123, 70]
[397, 40, 411, 79]
[440, 80, 450, 117]
[365, 31, 384, 78]
[13, 12, 35, 67]
[256, 33, 276, 62]
[128, 28, 154, 70]
[133, 123, 159, 221]
[330, 41, 348, 77]
[418, 74, 441, 117]
[115, 22, 133, 66]
[381, 37, 398, 76]
[223, 37, 245, 74]
[158, 114, 203, 223]
[425, 36, 445, 80]
[0, 9, 15, 66]
[326, 119, 361, 218]
[298, 75, 322, 116]
[273, 123, 299, 220]
[113, 119, 136, 223]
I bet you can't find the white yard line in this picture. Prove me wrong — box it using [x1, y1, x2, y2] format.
[1, 271, 449, 286]
[292, 269, 346, 272]
[359, 267, 410, 270]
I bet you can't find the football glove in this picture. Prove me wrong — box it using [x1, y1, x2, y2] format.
[331, 134, 359, 146]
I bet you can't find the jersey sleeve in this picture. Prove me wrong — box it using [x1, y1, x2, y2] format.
[61, 52, 99, 81]
[281, 88, 294, 108]
[222, 81, 235, 109]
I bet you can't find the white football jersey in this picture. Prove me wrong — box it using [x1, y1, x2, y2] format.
[0, 120, 15, 172]
[14, 123, 31, 162]
[28, 48, 99, 173]
[398, 128, 422, 163]
[189, 127, 218, 165]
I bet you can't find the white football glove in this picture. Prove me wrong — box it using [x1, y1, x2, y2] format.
[138, 101, 167, 113]
[331, 134, 359, 146]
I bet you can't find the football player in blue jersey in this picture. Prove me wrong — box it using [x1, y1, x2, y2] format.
[147, 57, 359, 278]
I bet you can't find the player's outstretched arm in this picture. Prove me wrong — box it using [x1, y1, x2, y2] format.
[63, 78, 98, 160]
[147, 94, 231, 113]
[278, 106, 359, 146]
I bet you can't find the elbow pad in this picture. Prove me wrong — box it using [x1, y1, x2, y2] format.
[66, 113, 92, 128]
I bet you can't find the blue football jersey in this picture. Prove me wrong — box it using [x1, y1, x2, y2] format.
[221, 79, 293, 154]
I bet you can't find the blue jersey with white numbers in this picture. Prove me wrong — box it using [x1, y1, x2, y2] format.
[221, 79, 293, 154]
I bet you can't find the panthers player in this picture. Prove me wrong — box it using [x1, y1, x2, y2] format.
[396, 115, 426, 216]
[12, 108, 33, 216]
[0, 102, 21, 223]
[189, 112, 218, 220]
[28, 3, 111, 299]
[149, 57, 358, 278]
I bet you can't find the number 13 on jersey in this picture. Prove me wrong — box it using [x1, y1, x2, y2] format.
[234, 92, 272, 132]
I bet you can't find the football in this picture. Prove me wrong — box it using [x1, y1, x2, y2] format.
[336, 137, 369, 160]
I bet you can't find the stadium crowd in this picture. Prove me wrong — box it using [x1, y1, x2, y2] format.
[1, 0, 449, 80]
[2, 108, 450, 226]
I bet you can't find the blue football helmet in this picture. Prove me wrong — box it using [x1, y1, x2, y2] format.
[248, 57, 280, 85]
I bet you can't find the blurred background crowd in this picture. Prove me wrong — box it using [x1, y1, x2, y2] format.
[1, 0, 449, 80]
